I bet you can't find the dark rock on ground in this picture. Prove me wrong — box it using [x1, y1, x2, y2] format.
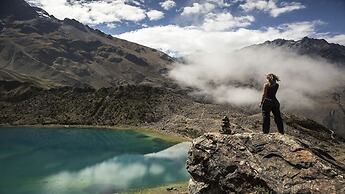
[125, 53, 149, 67]
[186, 132, 345, 194]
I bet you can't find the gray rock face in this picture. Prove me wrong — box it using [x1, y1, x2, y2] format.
[186, 133, 345, 194]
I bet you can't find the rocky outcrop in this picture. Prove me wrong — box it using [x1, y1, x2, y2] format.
[186, 133, 345, 194]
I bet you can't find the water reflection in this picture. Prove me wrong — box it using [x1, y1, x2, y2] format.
[41, 143, 191, 194]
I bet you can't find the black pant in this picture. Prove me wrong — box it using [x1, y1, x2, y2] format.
[262, 99, 284, 134]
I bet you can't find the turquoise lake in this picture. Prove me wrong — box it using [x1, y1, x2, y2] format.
[0, 127, 191, 194]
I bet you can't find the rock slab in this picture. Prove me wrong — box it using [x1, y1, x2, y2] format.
[186, 133, 345, 194]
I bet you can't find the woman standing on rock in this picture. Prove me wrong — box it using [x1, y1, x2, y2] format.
[259, 73, 284, 134]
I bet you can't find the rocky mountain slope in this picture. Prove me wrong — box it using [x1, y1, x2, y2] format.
[0, 83, 187, 125]
[0, 68, 60, 89]
[0, 81, 246, 137]
[250, 37, 345, 66]
[0, 0, 174, 89]
[187, 132, 345, 194]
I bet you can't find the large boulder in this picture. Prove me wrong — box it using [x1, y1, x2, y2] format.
[186, 133, 345, 194]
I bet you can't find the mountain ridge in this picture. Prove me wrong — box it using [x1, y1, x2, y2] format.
[0, 0, 175, 89]
[248, 36, 345, 66]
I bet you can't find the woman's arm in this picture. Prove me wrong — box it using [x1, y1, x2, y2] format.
[260, 83, 268, 107]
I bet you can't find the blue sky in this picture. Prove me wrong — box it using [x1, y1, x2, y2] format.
[27, 0, 345, 55]
[95, 0, 345, 36]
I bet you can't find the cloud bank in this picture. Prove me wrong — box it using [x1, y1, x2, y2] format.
[118, 21, 345, 110]
[169, 47, 344, 109]
[117, 20, 324, 55]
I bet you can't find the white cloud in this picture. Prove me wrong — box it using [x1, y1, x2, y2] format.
[178, 2, 254, 32]
[206, 0, 231, 7]
[117, 21, 323, 55]
[26, 0, 147, 24]
[240, 0, 306, 17]
[146, 10, 165, 21]
[181, 2, 216, 16]
[202, 12, 255, 31]
[324, 34, 345, 46]
[168, 47, 345, 108]
[159, 0, 176, 10]
[117, 21, 345, 109]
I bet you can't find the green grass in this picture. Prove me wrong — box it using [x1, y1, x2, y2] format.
[121, 181, 188, 194]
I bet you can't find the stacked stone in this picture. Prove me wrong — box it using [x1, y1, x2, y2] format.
[220, 116, 231, 134]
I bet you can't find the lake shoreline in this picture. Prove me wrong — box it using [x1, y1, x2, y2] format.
[0, 124, 191, 144]
[0, 126, 191, 193]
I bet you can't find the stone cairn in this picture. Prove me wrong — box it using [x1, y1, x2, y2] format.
[219, 116, 231, 134]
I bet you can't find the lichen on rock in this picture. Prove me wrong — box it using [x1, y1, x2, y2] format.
[186, 133, 345, 194]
